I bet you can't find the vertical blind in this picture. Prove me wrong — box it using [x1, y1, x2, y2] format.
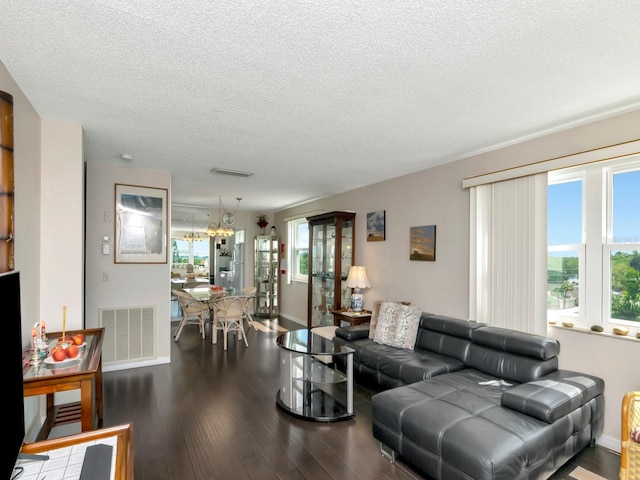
[469, 173, 548, 334]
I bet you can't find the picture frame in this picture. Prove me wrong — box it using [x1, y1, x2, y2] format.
[366, 210, 385, 242]
[410, 225, 436, 261]
[114, 183, 168, 264]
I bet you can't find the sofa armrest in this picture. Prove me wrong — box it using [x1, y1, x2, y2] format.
[335, 324, 370, 341]
[501, 370, 604, 423]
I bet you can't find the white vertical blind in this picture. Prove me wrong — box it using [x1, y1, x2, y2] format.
[469, 173, 548, 334]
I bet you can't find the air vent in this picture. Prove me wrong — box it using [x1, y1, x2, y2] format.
[210, 167, 253, 177]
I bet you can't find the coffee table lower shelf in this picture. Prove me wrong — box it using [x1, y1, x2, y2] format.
[276, 383, 354, 422]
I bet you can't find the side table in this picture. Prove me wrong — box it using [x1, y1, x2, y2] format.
[276, 329, 354, 422]
[332, 309, 372, 326]
[23, 328, 105, 440]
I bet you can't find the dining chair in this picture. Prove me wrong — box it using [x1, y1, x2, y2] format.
[211, 295, 248, 350]
[173, 289, 210, 341]
[241, 287, 257, 328]
[621, 391, 640, 480]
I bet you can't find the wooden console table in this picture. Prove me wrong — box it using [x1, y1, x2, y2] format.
[18, 423, 134, 479]
[332, 309, 372, 326]
[23, 327, 105, 441]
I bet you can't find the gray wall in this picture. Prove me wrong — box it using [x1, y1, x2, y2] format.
[276, 109, 640, 452]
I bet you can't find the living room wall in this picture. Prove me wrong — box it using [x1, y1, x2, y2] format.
[3, 55, 637, 452]
[1, 61, 85, 439]
[275, 108, 640, 452]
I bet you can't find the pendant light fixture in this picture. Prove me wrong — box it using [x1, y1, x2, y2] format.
[205, 196, 241, 237]
[183, 214, 203, 242]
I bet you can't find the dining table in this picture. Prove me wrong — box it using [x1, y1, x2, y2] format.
[183, 287, 254, 333]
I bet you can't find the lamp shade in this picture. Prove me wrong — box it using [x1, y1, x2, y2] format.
[346, 266, 371, 289]
[346, 266, 370, 312]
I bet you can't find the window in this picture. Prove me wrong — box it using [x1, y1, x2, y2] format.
[171, 238, 210, 273]
[547, 176, 584, 321]
[289, 217, 309, 283]
[548, 156, 640, 330]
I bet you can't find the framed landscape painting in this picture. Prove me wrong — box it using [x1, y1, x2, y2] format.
[367, 210, 385, 242]
[115, 183, 168, 264]
[410, 225, 436, 261]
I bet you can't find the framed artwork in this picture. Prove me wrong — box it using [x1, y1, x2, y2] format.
[367, 210, 385, 242]
[410, 225, 436, 261]
[115, 184, 168, 264]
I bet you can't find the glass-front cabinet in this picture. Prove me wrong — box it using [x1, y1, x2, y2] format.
[307, 211, 355, 328]
[255, 235, 279, 318]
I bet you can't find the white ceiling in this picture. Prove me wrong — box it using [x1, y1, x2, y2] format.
[2, 1, 640, 227]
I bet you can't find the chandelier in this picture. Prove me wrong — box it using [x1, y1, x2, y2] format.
[205, 196, 241, 238]
[183, 214, 203, 242]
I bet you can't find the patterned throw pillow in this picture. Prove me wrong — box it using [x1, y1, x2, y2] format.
[632, 426, 640, 443]
[373, 302, 421, 350]
[368, 300, 412, 339]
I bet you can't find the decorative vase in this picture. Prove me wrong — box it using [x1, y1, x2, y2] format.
[351, 289, 364, 312]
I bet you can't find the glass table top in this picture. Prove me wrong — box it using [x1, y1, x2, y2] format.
[276, 329, 354, 356]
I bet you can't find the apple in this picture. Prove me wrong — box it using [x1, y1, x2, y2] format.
[73, 333, 85, 346]
[65, 344, 79, 359]
[51, 347, 66, 362]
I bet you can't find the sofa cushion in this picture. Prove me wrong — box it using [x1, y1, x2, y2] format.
[373, 302, 421, 350]
[335, 324, 369, 341]
[415, 314, 484, 362]
[472, 326, 560, 360]
[372, 369, 604, 480]
[466, 326, 559, 383]
[501, 370, 605, 423]
[340, 338, 466, 384]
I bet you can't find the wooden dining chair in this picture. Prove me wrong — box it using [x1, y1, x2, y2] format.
[172, 289, 209, 341]
[211, 295, 248, 350]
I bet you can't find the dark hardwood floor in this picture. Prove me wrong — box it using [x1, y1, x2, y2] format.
[100, 318, 620, 480]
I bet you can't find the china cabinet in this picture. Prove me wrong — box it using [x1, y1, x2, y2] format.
[307, 211, 355, 328]
[255, 235, 279, 318]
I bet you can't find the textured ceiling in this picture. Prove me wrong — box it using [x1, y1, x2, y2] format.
[2, 1, 640, 228]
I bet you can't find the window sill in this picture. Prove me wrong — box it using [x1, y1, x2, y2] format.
[548, 323, 640, 342]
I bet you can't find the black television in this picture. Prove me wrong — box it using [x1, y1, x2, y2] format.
[3, 270, 26, 479]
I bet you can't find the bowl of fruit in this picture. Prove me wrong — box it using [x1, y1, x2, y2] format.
[45, 338, 83, 365]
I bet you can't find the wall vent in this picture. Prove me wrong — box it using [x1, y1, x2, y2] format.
[210, 167, 254, 177]
[99, 306, 155, 364]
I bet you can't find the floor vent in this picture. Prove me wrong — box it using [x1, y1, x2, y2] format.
[99, 306, 156, 364]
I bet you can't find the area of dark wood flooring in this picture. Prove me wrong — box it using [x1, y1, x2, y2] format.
[100, 317, 620, 480]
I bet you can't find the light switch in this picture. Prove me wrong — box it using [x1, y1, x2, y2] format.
[102, 244, 110, 255]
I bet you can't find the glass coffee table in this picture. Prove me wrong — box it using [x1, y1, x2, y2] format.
[276, 329, 354, 422]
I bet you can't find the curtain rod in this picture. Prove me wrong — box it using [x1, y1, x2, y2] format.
[462, 138, 640, 188]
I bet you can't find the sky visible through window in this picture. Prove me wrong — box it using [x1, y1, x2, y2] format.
[548, 169, 640, 245]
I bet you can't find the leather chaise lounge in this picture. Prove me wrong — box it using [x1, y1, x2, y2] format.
[333, 312, 605, 480]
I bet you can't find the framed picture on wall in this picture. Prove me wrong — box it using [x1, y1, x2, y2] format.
[367, 210, 385, 242]
[410, 225, 436, 261]
[114, 183, 168, 264]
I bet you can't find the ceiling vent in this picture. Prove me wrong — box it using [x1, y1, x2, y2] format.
[210, 167, 253, 177]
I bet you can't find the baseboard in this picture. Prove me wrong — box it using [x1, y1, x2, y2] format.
[103, 355, 170, 372]
[278, 313, 305, 326]
[597, 433, 620, 454]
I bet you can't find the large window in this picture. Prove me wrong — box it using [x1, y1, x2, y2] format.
[289, 217, 309, 283]
[548, 157, 640, 329]
[171, 238, 210, 273]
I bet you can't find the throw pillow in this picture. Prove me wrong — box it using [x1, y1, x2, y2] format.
[369, 300, 412, 339]
[632, 426, 640, 443]
[373, 302, 421, 350]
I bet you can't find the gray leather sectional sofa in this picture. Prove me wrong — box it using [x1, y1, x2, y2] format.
[332, 312, 605, 480]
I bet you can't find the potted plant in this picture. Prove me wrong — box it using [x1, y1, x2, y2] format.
[257, 214, 269, 234]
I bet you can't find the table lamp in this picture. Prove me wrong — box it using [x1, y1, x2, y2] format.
[346, 266, 371, 312]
